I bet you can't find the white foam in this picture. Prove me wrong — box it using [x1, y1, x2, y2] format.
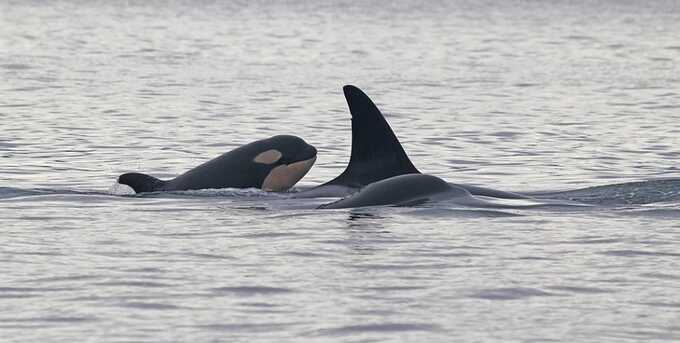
[108, 182, 135, 195]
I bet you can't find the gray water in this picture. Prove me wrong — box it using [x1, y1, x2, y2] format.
[2, 1, 680, 342]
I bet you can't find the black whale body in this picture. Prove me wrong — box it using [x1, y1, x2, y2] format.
[303, 85, 531, 208]
[319, 174, 469, 209]
[118, 135, 317, 193]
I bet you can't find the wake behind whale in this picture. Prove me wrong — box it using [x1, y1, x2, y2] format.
[531, 179, 680, 206]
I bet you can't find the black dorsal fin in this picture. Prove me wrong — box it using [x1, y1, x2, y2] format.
[323, 85, 420, 188]
[117, 172, 166, 193]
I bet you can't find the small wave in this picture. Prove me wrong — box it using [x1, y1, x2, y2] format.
[638, 302, 680, 308]
[639, 272, 680, 280]
[350, 263, 453, 271]
[312, 323, 441, 336]
[93, 281, 174, 288]
[469, 287, 558, 300]
[0, 316, 97, 324]
[116, 302, 185, 310]
[0, 187, 46, 199]
[179, 252, 236, 260]
[363, 286, 428, 292]
[190, 322, 299, 332]
[534, 179, 680, 205]
[211, 286, 296, 296]
[0, 63, 32, 70]
[117, 186, 285, 199]
[546, 286, 613, 294]
[0, 187, 119, 201]
[564, 238, 622, 245]
[236, 231, 299, 239]
[600, 250, 680, 258]
[619, 207, 680, 219]
[26, 275, 102, 283]
[406, 208, 522, 218]
[0, 286, 77, 294]
[0, 293, 41, 299]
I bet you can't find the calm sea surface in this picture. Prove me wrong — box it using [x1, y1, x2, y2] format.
[1, 1, 680, 342]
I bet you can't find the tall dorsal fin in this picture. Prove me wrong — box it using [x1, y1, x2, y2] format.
[323, 85, 420, 188]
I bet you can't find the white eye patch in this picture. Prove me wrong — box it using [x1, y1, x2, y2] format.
[253, 149, 283, 164]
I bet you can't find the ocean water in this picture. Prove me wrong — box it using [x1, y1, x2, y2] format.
[1, 0, 680, 342]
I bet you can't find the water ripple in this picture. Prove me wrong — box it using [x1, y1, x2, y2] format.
[469, 287, 559, 300]
[600, 250, 680, 257]
[211, 286, 296, 296]
[313, 323, 442, 336]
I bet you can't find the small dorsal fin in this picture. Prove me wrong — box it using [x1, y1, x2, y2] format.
[322, 85, 420, 188]
[117, 172, 166, 193]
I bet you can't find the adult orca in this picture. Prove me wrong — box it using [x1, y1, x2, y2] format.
[297, 85, 527, 203]
[319, 174, 471, 209]
[294, 85, 420, 198]
[118, 135, 317, 193]
[319, 173, 584, 209]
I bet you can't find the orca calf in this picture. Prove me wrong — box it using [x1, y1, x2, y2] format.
[118, 135, 317, 193]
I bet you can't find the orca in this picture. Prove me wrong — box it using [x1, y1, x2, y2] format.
[319, 174, 467, 209]
[319, 173, 586, 209]
[303, 85, 542, 209]
[118, 135, 317, 193]
[294, 85, 420, 198]
[297, 85, 527, 202]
